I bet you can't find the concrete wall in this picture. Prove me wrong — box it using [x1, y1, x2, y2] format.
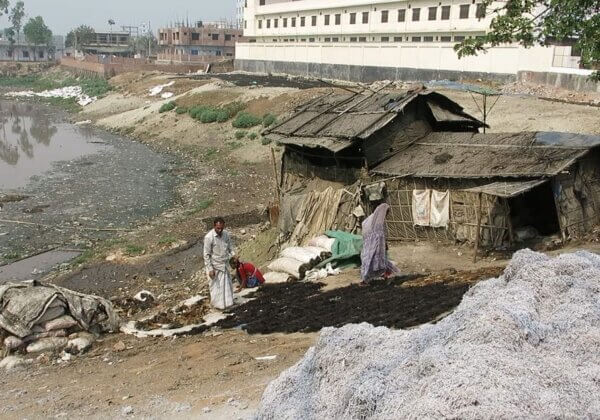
[518, 70, 600, 93]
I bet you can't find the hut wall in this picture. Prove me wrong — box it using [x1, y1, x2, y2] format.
[554, 153, 600, 238]
[381, 177, 509, 247]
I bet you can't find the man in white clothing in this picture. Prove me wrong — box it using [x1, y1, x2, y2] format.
[203, 217, 235, 309]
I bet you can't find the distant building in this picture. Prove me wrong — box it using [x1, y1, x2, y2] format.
[236, 0, 245, 29]
[0, 40, 54, 62]
[157, 21, 245, 63]
[79, 31, 133, 56]
[52, 35, 65, 59]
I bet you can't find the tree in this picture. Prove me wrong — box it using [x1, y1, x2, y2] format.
[23, 16, 53, 61]
[131, 34, 158, 57]
[65, 25, 95, 48]
[0, 0, 9, 16]
[454, 1, 600, 80]
[9, 1, 25, 43]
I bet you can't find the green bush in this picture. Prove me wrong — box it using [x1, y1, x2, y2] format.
[232, 112, 262, 128]
[261, 137, 272, 145]
[222, 101, 246, 118]
[200, 109, 219, 123]
[235, 130, 247, 140]
[159, 101, 176, 113]
[175, 106, 188, 114]
[262, 113, 277, 127]
[216, 109, 230, 123]
[247, 132, 258, 140]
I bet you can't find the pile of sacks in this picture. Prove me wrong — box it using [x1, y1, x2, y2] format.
[265, 235, 335, 282]
[0, 282, 120, 365]
[257, 250, 600, 418]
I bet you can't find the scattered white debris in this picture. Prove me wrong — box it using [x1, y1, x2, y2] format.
[257, 250, 600, 419]
[179, 295, 206, 309]
[161, 92, 174, 99]
[255, 355, 277, 361]
[149, 81, 175, 97]
[75, 120, 92, 125]
[134, 290, 155, 303]
[5, 86, 97, 107]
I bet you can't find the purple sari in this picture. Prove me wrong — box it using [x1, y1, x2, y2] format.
[360, 203, 400, 282]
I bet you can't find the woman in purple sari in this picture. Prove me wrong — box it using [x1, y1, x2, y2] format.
[360, 203, 400, 285]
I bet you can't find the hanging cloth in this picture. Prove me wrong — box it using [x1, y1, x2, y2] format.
[412, 189, 431, 226]
[430, 190, 450, 228]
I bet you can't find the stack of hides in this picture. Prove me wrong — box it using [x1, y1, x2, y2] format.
[266, 237, 334, 281]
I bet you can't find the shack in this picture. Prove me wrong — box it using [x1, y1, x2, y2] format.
[264, 85, 484, 194]
[371, 131, 600, 248]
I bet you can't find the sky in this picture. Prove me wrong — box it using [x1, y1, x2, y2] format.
[0, 0, 237, 36]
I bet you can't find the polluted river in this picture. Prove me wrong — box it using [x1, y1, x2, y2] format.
[0, 100, 178, 281]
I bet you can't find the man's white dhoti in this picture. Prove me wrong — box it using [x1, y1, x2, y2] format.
[208, 269, 234, 310]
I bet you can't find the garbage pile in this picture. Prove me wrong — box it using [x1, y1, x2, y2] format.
[256, 250, 600, 419]
[0, 282, 120, 368]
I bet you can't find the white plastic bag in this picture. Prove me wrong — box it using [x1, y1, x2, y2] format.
[268, 257, 305, 280]
[264, 272, 291, 284]
[281, 247, 320, 265]
[307, 235, 335, 252]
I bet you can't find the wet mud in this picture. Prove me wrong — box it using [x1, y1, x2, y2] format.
[217, 278, 472, 334]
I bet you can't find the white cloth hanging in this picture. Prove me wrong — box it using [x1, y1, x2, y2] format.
[430, 190, 450, 228]
[412, 189, 431, 226]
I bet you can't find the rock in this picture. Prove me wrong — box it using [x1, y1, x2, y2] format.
[121, 406, 134, 416]
[240, 229, 246, 235]
[0, 355, 32, 371]
[113, 341, 126, 352]
[202, 407, 211, 413]
[4, 335, 24, 350]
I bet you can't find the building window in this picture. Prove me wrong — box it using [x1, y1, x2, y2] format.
[291, 17, 296, 27]
[362, 12, 369, 24]
[311, 16, 317, 26]
[398, 9, 406, 22]
[393, 36, 402, 42]
[225, 34, 232, 41]
[216, 50, 222, 56]
[300, 16, 305, 26]
[332, 37, 339, 42]
[412, 36, 421, 42]
[454, 35, 465, 41]
[335, 14, 341, 25]
[300, 38, 306, 42]
[191, 49, 199, 55]
[476, 3, 486, 18]
[212, 33, 219, 40]
[266, 19, 270, 28]
[324, 37, 331, 42]
[440, 36, 452, 42]
[192, 32, 200, 40]
[428, 7, 437, 20]
[350, 12, 356, 24]
[424, 36, 434, 42]
[459, 4, 470, 19]
[258, 20, 262, 29]
[381, 36, 389, 42]
[283, 18, 288, 27]
[244, 20, 247, 29]
[324, 15, 330, 25]
[381, 10, 389, 23]
[309, 37, 315, 42]
[274, 19, 278, 28]
[412, 8, 420, 21]
[441, 6, 451, 20]
[350, 37, 357, 42]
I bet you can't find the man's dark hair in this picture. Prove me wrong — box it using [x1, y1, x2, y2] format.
[213, 217, 225, 225]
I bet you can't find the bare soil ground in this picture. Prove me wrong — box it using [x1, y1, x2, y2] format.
[3, 70, 600, 418]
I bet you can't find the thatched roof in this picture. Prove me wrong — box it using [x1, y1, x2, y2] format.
[264, 85, 484, 152]
[372, 131, 600, 179]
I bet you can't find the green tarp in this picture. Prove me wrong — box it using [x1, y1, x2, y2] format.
[317, 230, 363, 269]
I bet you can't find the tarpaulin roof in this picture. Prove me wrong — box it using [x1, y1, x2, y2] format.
[265, 85, 484, 153]
[372, 131, 600, 179]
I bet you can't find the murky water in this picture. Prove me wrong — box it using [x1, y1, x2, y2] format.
[0, 101, 109, 190]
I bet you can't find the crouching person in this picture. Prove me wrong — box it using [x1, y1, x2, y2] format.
[230, 256, 265, 293]
[203, 217, 235, 310]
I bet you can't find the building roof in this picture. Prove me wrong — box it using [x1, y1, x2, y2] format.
[462, 180, 548, 198]
[372, 131, 600, 179]
[264, 85, 484, 152]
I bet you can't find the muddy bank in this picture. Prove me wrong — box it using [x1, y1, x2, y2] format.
[0, 100, 179, 268]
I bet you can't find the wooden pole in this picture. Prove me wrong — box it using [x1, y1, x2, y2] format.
[505, 198, 515, 248]
[270, 147, 281, 205]
[473, 192, 483, 263]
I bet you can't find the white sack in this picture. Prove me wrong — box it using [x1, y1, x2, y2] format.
[307, 236, 335, 252]
[430, 189, 450, 228]
[0, 355, 32, 371]
[268, 257, 304, 280]
[281, 247, 319, 265]
[412, 189, 431, 226]
[263, 272, 290, 284]
[26, 337, 68, 354]
[3, 336, 24, 350]
[44, 315, 78, 331]
[24, 330, 67, 343]
[66, 333, 96, 354]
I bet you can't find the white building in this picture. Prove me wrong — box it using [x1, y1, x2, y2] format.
[237, 0, 594, 88]
[236, 0, 245, 29]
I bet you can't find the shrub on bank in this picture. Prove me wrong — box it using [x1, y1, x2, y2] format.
[159, 101, 176, 113]
[232, 112, 262, 128]
[262, 113, 277, 127]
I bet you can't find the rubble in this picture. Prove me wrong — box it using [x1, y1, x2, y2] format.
[5, 86, 97, 106]
[256, 250, 600, 419]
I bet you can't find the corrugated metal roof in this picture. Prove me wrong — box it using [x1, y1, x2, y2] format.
[462, 180, 548, 198]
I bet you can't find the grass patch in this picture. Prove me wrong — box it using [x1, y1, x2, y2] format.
[203, 147, 218, 160]
[124, 244, 145, 257]
[4, 252, 21, 260]
[187, 198, 214, 214]
[0, 73, 111, 98]
[72, 249, 95, 265]
[261, 137, 272, 145]
[188, 103, 244, 124]
[232, 112, 262, 128]
[158, 236, 177, 246]
[262, 113, 277, 127]
[235, 130, 247, 140]
[247, 132, 258, 140]
[228, 141, 243, 150]
[159, 101, 176, 113]
[175, 106, 188, 114]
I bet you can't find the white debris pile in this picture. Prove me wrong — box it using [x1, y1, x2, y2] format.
[257, 250, 600, 419]
[149, 81, 175, 97]
[5, 86, 97, 106]
[0, 282, 120, 369]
